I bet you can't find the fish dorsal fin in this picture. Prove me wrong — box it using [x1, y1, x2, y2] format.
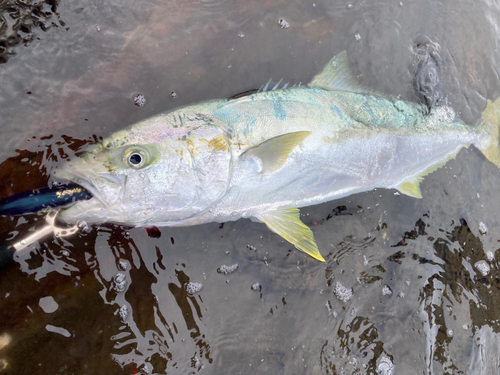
[242, 131, 311, 174]
[397, 177, 423, 199]
[228, 88, 260, 100]
[256, 209, 325, 262]
[309, 51, 374, 95]
[257, 79, 293, 94]
[229, 80, 294, 100]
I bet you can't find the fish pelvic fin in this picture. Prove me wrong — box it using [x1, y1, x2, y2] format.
[256, 208, 325, 262]
[478, 97, 500, 168]
[242, 131, 311, 174]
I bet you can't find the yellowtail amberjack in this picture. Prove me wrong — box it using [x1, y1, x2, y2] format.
[55, 51, 500, 262]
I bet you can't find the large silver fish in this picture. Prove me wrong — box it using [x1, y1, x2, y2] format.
[56, 51, 500, 262]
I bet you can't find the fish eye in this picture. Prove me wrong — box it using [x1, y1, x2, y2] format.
[124, 147, 150, 168]
[128, 153, 143, 166]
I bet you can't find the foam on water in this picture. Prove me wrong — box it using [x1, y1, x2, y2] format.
[186, 282, 203, 294]
[479, 221, 488, 235]
[475, 260, 490, 276]
[217, 264, 238, 275]
[427, 105, 456, 129]
[113, 273, 127, 293]
[278, 19, 290, 29]
[333, 281, 352, 303]
[119, 305, 128, 321]
[382, 285, 393, 296]
[134, 94, 146, 107]
[118, 259, 128, 271]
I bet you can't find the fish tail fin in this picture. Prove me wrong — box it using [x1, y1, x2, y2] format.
[478, 97, 500, 168]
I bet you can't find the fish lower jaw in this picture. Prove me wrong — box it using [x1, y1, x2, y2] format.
[58, 200, 156, 227]
[58, 197, 125, 225]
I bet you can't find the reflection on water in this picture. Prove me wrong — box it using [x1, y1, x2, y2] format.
[93, 228, 212, 374]
[0, 0, 65, 64]
[5, 167, 500, 373]
[1, 0, 500, 373]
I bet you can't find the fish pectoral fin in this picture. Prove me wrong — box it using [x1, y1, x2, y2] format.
[256, 208, 325, 262]
[397, 177, 423, 199]
[242, 131, 311, 174]
[309, 51, 376, 96]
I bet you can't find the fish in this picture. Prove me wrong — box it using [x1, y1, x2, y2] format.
[55, 51, 500, 262]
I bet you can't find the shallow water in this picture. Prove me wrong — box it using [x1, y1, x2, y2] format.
[1, 0, 500, 374]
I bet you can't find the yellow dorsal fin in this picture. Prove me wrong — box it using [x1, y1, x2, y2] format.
[256, 208, 325, 262]
[397, 177, 423, 199]
[243, 131, 311, 174]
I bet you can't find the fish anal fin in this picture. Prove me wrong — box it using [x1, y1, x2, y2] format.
[309, 51, 374, 95]
[397, 177, 423, 199]
[420, 154, 457, 178]
[242, 131, 311, 174]
[397, 153, 461, 199]
[256, 208, 325, 262]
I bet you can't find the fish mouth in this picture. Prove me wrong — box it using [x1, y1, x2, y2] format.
[55, 167, 127, 207]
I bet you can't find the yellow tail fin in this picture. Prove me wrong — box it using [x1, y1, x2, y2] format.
[479, 97, 500, 168]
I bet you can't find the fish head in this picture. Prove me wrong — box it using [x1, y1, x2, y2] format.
[56, 113, 232, 226]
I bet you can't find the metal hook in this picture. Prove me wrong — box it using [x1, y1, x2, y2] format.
[12, 209, 80, 252]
